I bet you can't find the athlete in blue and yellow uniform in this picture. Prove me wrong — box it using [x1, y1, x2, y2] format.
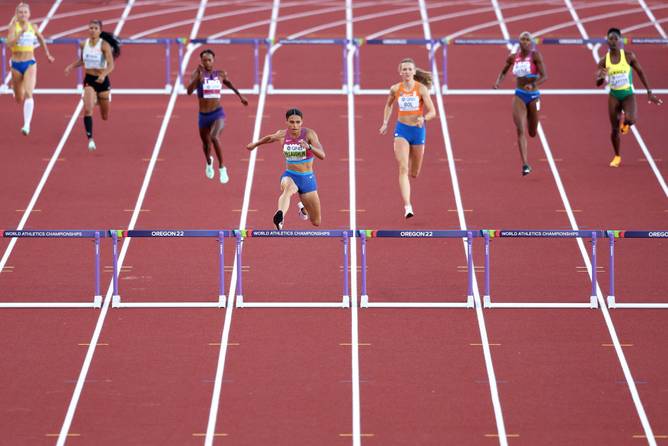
[6, 2, 54, 136]
[494, 31, 547, 176]
[596, 28, 663, 167]
[246, 109, 326, 230]
[379, 58, 436, 219]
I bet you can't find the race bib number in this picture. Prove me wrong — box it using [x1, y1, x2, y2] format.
[512, 60, 532, 77]
[608, 72, 630, 90]
[17, 32, 35, 47]
[398, 95, 420, 112]
[202, 78, 222, 98]
[283, 143, 306, 161]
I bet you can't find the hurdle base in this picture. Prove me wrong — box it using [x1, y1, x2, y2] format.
[94, 295, 103, 308]
[236, 294, 350, 308]
[0, 301, 101, 309]
[607, 295, 616, 308]
[607, 295, 668, 309]
[112, 295, 121, 308]
[361, 295, 474, 309]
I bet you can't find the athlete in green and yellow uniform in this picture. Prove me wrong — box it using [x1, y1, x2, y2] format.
[596, 28, 662, 167]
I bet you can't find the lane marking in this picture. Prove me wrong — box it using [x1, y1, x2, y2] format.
[193, 433, 228, 437]
[549, 3, 658, 443]
[15, 209, 41, 212]
[471, 343, 501, 347]
[421, 2, 508, 445]
[47, 433, 80, 437]
[339, 433, 375, 437]
[602, 344, 633, 347]
[205, 2, 280, 444]
[340, 343, 371, 346]
[208, 343, 240, 346]
[124, 209, 150, 212]
[77, 343, 109, 347]
[56, 3, 206, 444]
[486, 434, 519, 438]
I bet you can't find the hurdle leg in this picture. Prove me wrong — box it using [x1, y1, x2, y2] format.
[359, 232, 369, 308]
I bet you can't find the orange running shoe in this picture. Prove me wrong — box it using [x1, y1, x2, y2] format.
[619, 121, 630, 135]
[609, 155, 621, 167]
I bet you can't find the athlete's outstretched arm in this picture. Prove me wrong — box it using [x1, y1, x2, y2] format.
[628, 51, 663, 105]
[221, 70, 248, 106]
[246, 129, 284, 150]
[493, 54, 514, 89]
[379, 86, 397, 134]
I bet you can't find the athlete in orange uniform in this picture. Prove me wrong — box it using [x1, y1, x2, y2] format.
[379, 58, 436, 218]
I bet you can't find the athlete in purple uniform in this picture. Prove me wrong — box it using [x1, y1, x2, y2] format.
[246, 108, 326, 230]
[187, 49, 248, 183]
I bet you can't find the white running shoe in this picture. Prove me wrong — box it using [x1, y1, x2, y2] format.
[297, 201, 308, 220]
[206, 156, 214, 179]
[21, 126, 30, 136]
[219, 166, 229, 184]
[404, 205, 414, 219]
[87, 139, 96, 151]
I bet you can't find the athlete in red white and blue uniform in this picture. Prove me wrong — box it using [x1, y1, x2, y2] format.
[494, 31, 547, 176]
[187, 49, 248, 183]
[246, 108, 326, 230]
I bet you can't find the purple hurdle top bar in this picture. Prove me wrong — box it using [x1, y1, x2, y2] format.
[358, 229, 479, 300]
[485, 229, 603, 303]
[234, 229, 352, 302]
[357, 39, 437, 90]
[118, 230, 232, 303]
[268, 38, 349, 88]
[3, 230, 107, 302]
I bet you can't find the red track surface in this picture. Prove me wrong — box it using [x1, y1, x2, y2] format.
[0, 1, 666, 445]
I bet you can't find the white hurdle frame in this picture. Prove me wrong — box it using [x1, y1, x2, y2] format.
[359, 230, 476, 309]
[0, 230, 104, 309]
[606, 230, 668, 309]
[234, 229, 351, 308]
[110, 230, 229, 309]
[483, 230, 601, 309]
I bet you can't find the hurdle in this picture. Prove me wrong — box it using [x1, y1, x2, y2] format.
[0, 230, 104, 308]
[110, 230, 230, 308]
[354, 38, 438, 94]
[267, 38, 350, 94]
[358, 230, 476, 309]
[606, 230, 668, 309]
[483, 230, 602, 309]
[234, 229, 351, 308]
[184, 38, 262, 94]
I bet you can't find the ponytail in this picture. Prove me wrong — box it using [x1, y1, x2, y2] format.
[100, 31, 121, 59]
[414, 68, 433, 89]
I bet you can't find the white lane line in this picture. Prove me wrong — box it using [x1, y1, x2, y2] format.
[204, 1, 279, 444]
[636, 0, 668, 38]
[0, 99, 83, 274]
[2, 0, 63, 87]
[536, 122, 657, 446]
[0, 0, 131, 279]
[55, 1, 210, 445]
[564, 2, 668, 195]
[345, 2, 361, 445]
[421, 1, 508, 445]
[496, 2, 657, 444]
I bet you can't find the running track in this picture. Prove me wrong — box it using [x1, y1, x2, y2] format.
[0, 0, 666, 445]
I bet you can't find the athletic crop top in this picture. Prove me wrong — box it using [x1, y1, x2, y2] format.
[395, 81, 424, 117]
[605, 50, 633, 91]
[512, 50, 538, 78]
[12, 21, 36, 53]
[283, 128, 314, 164]
[197, 70, 223, 99]
[83, 38, 107, 69]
